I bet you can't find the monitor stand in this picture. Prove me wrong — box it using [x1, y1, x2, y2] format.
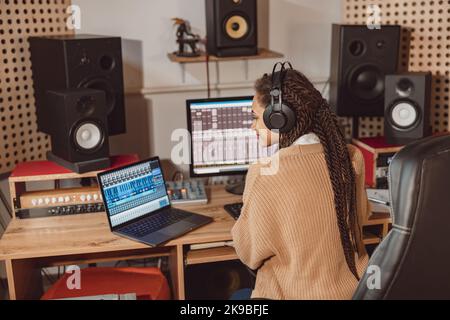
[225, 179, 246, 196]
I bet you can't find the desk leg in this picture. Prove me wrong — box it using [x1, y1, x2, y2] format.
[168, 245, 185, 300]
[5, 259, 43, 300]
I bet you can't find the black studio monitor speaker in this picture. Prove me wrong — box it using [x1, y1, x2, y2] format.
[29, 34, 126, 136]
[384, 72, 432, 145]
[329, 24, 401, 116]
[205, 0, 258, 57]
[46, 88, 110, 173]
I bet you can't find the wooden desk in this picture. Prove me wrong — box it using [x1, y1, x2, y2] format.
[0, 186, 240, 300]
[0, 186, 390, 300]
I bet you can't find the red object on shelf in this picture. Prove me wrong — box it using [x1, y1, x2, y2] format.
[354, 137, 403, 150]
[10, 154, 140, 178]
[352, 137, 404, 188]
[41, 267, 171, 300]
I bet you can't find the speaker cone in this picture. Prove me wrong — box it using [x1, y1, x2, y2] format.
[74, 122, 104, 151]
[390, 101, 418, 129]
[79, 78, 116, 115]
[224, 15, 249, 40]
[76, 95, 96, 117]
[348, 64, 385, 101]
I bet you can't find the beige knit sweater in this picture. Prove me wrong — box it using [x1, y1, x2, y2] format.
[231, 143, 370, 300]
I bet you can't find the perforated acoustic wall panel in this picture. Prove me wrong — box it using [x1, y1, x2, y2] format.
[341, 0, 450, 138]
[0, 0, 73, 175]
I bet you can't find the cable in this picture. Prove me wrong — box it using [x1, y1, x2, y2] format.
[171, 171, 184, 181]
[41, 268, 57, 285]
[320, 78, 331, 97]
[206, 52, 211, 98]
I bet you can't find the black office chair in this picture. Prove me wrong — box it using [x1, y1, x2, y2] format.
[353, 134, 450, 299]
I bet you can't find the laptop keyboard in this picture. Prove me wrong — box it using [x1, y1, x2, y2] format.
[121, 209, 190, 238]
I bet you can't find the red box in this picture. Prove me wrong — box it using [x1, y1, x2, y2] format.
[41, 267, 171, 300]
[352, 137, 404, 188]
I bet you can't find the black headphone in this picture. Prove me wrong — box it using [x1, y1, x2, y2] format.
[263, 62, 296, 133]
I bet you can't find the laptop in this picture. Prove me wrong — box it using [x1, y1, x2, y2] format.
[97, 157, 213, 246]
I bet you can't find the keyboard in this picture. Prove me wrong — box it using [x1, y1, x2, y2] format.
[224, 202, 243, 220]
[121, 209, 190, 238]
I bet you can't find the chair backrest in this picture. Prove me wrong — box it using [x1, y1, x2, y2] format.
[353, 134, 450, 299]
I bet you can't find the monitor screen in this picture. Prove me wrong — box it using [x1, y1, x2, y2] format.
[187, 97, 278, 176]
[98, 158, 169, 228]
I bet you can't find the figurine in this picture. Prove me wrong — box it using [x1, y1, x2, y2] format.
[172, 17, 201, 57]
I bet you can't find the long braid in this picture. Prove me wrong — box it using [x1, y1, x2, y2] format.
[255, 69, 364, 280]
[313, 107, 361, 280]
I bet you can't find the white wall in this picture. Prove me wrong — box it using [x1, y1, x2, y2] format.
[71, 0, 341, 169]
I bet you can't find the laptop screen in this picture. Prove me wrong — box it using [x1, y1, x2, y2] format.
[98, 158, 170, 228]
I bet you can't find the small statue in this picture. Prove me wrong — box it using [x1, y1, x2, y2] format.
[172, 17, 201, 57]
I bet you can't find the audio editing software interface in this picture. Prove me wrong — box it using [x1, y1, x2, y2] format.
[99, 160, 169, 227]
[189, 99, 278, 175]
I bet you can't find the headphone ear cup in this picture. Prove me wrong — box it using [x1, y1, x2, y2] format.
[263, 103, 296, 133]
[263, 104, 275, 130]
[279, 103, 296, 133]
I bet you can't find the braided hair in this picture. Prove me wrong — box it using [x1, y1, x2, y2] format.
[255, 69, 364, 280]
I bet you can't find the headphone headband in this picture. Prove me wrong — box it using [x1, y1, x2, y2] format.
[270, 62, 292, 111]
[263, 61, 297, 133]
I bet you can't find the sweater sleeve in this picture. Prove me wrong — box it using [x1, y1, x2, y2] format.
[348, 144, 371, 257]
[231, 166, 275, 270]
[348, 145, 371, 225]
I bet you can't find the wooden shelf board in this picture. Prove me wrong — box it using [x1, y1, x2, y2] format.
[186, 246, 238, 265]
[365, 211, 392, 226]
[363, 232, 381, 245]
[186, 231, 382, 265]
[168, 48, 284, 64]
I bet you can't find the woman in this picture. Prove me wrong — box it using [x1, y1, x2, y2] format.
[231, 64, 370, 300]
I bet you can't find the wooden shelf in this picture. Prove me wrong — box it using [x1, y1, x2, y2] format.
[168, 48, 284, 64]
[363, 232, 382, 245]
[186, 228, 384, 265]
[365, 211, 391, 226]
[186, 246, 238, 265]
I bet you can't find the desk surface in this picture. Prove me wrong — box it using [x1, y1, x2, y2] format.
[0, 185, 390, 261]
[0, 186, 241, 260]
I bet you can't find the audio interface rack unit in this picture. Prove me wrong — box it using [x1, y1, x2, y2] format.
[7, 155, 139, 220]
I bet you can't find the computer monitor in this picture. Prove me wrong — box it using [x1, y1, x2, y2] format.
[186, 96, 277, 192]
